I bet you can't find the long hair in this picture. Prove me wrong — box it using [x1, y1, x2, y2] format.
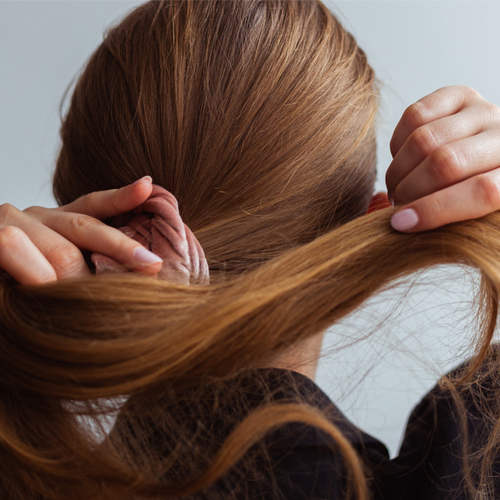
[2, 1, 500, 499]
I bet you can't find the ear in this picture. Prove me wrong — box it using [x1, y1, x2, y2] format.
[366, 192, 391, 214]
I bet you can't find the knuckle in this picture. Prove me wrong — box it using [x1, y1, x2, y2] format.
[79, 192, 97, 211]
[484, 102, 500, 122]
[409, 126, 439, 157]
[0, 203, 19, 224]
[47, 244, 84, 273]
[404, 101, 428, 130]
[23, 205, 44, 216]
[460, 86, 482, 102]
[428, 145, 463, 186]
[389, 137, 399, 158]
[0, 226, 27, 250]
[392, 186, 404, 205]
[385, 168, 394, 193]
[69, 214, 96, 234]
[428, 196, 448, 228]
[476, 174, 500, 210]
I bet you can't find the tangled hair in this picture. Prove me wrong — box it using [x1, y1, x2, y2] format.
[2, 1, 500, 498]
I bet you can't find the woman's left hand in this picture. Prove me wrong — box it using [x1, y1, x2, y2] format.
[386, 86, 500, 232]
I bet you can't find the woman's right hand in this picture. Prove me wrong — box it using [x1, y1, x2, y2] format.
[0, 176, 163, 285]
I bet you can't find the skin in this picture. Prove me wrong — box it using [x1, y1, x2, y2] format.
[0, 86, 499, 380]
[271, 86, 500, 379]
[0, 176, 162, 284]
[387, 86, 500, 231]
[264, 332, 326, 380]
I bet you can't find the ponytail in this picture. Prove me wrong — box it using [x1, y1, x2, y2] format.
[1, 210, 500, 497]
[4, 0, 498, 497]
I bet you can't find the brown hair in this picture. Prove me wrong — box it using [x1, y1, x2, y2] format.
[1, 1, 500, 499]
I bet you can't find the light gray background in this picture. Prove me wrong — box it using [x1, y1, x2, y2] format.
[1, 1, 500, 455]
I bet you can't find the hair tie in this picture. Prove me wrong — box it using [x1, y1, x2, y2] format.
[91, 185, 209, 285]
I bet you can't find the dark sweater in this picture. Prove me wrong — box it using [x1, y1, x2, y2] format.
[112, 352, 500, 499]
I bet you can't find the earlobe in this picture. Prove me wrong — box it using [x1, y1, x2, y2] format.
[366, 192, 391, 214]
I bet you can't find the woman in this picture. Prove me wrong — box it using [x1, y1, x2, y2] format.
[1, 1, 500, 498]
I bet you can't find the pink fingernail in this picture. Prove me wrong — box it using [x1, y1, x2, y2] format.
[131, 176, 152, 186]
[134, 247, 163, 265]
[391, 208, 419, 232]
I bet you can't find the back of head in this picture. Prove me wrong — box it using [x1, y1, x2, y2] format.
[3, 3, 383, 497]
[4, 2, 500, 500]
[54, 0, 378, 277]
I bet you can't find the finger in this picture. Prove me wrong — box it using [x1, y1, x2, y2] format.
[57, 176, 153, 219]
[392, 130, 500, 204]
[390, 169, 500, 232]
[0, 226, 57, 285]
[389, 86, 485, 158]
[386, 105, 489, 197]
[42, 212, 163, 274]
[4, 205, 92, 280]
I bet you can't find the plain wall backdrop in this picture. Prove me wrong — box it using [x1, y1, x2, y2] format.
[1, 1, 500, 455]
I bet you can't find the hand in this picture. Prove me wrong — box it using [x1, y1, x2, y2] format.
[386, 86, 500, 232]
[0, 176, 163, 285]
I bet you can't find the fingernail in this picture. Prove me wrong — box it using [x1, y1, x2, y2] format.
[391, 208, 419, 232]
[134, 246, 163, 265]
[388, 194, 394, 206]
[131, 176, 152, 186]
